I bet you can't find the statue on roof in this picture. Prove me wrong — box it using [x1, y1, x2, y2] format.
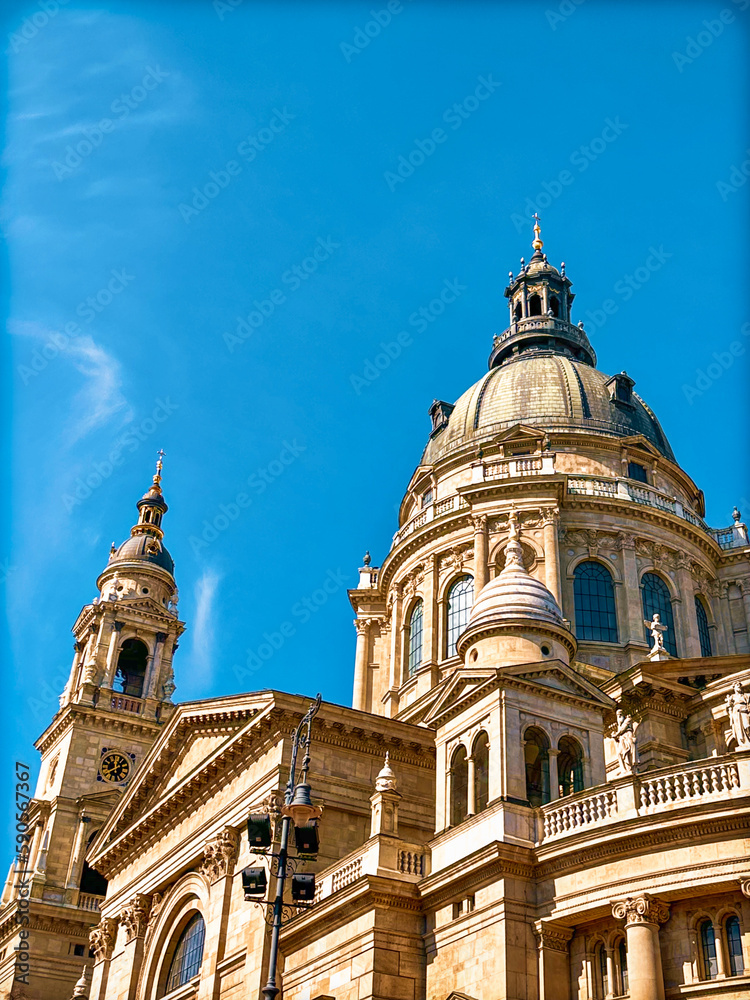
[613, 708, 639, 775]
[725, 681, 750, 749]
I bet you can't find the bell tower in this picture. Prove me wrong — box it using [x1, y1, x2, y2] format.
[0, 457, 185, 999]
[60, 452, 183, 719]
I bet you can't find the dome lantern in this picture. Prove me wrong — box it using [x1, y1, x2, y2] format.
[491, 216, 596, 369]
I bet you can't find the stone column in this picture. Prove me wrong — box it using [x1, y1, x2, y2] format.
[712, 918, 727, 978]
[387, 589, 403, 717]
[473, 515, 488, 595]
[605, 947, 615, 999]
[611, 894, 670, 1000]
[102, 622, 123, 690]
[739, 581, 750, 640]
[675, 558, 700, 657]
[89, 917, 119, 1000]
[534, 919, 574, 1000]
[352, 619, 370, 712]
[197, 829, 240, 1000]
[619, 534, 647, 648]
[718, 583, 735, 655]
[145, 633, 167, 698]
[548, 748, 560, 802]
[65, 812, 91, 893]
[421, 556, 438, 680]
[466, 756, 476, 816]
[117, 894, 152, 1000]
[542, 510, 561, 606]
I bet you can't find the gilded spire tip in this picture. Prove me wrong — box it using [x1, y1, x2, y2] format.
[153, 449, 165, 490]
[531, 213, 543, 252]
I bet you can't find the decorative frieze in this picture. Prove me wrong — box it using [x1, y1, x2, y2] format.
[90, 916, 119, 961]
[200, 826, 240, 882]
[611, 893, 670, 926]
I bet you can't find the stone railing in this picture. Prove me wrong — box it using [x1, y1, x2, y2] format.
[483, 455, 555, 480]
[539, 753, 749, 844]
[109, 695, 144, 715]
[565, 474, 748, 549]
[78, 892, 105, 912]
[638, 759, 739, 811]
[392, 495, 470, 548]
[314, 838, 431, 903]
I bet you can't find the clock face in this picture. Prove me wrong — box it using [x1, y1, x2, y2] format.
[99, 751, 131, 783]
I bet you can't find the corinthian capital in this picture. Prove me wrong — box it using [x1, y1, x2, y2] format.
[612, 893, 670, 926]
[472, 514, 487, 532]
[90, 916, 119, 961]
[200, 826, 240, 883]
[119, 894, 152, 942]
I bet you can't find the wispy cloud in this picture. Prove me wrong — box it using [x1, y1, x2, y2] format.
[190, 570, 222, 684]
[10, 320, 132, 443]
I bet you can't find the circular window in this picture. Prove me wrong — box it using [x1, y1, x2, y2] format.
[142, 588, 149, 594]
[541, 644, 551, 656]
[116, 585, 123, 592]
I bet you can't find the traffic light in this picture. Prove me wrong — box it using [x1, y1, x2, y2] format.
[242, 866, 267, 898]
[291, 873, 315, 902]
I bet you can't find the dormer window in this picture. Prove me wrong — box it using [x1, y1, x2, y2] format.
[628, 462, 648, 483]
[421, 488, 434, 509]
[428, 399, 455, 436]
[606, 371, 635, 408]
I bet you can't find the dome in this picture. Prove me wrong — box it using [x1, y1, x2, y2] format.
[423, 351, 674, 465]
[110, 534, 175, 574]
[468, 548, 563, 632]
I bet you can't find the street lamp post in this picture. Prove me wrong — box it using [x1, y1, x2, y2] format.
[244, 694, 323, 1000]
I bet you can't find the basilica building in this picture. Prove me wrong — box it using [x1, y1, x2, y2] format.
[3, 224, 750, 1000]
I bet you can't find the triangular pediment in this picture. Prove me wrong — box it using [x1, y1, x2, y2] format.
[103, 595, 178, 623]
[503, 660, 615, 707]
[493, 423, 545, 444]
[423, 668, 499, 725]
[89, 691, 275, 867]
[446, 993, 477, 1000]
[619, 434, 662, 459]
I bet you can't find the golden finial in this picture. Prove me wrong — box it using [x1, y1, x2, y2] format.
[153, 449, 165, 488]
[532, 213, 543, 252]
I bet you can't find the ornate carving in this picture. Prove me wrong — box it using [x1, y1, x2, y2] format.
[740, 878, 750, 899]
[438, 545, 473, 575]
[375, 752, 398, 791]
[612, 894, 670, 926]
[534, 920, 574, 953]
[89, 917, 119, 961]
[612, 708, 639, 775]
[119, 894, 152, 942]
[471, 514, 487, 532]
[616, 531, 636, 551]
[200, 826, 240, 883]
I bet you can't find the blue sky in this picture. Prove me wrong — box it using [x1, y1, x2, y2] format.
[2, 0, 749, 825]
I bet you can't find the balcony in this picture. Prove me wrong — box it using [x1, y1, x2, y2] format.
[109, 694, 144, 715]
[566, 474, 749, 550]
[314, 837, 430, 904]
[538, 753, 749, 846]
[77, 892, 105, 912]
[392, 495, 470, 549]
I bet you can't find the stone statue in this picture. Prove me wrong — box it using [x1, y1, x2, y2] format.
[613, 708, 639, 775]
[725, 681, 750, 749]
[644, 613, 669, 659]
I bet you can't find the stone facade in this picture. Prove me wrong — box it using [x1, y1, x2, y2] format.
[2, 231, 750, 1000]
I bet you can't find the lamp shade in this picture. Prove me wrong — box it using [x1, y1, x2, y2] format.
[282, 782, 322, 827]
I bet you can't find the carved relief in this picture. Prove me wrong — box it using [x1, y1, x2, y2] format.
[200, 826, 240, 883]
[119, 894, 152, 942]
[438, 545, 473, 576]
[611, 894, 670, 926]
[89, 916, 119, 961]
[534, 920, 574, 953]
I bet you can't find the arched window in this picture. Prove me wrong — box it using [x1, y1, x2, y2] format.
[549, 295, 560, 317]
[450, 746, 468, 827]
[446, 575, 474, 658]
[80, 829, 107, 896]
[695, 597, 712, 657]
[595, 943, 608, 999]
[514, 301, 522, 321]
[529, 293, 542, 316]
[726, 915, 744, 976]
[523, 727, 550, 807]
[617, 939, 629, 994]
[165, 914, 205, 994]
[700, 920, 719, 980]
[407, 601, 423, 677]
[557, 736, 584, 797]
[113, 638, 149, 698]
[573, 562, 618, 642]
[641, 573, 678, 656]
[472, 732, 490, 813]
